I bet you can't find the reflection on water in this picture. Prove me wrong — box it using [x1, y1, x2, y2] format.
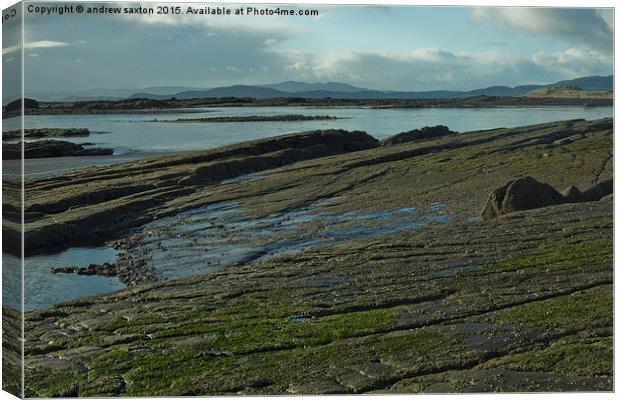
[2, 253, 22, 310]
[22, 246, 122, 311]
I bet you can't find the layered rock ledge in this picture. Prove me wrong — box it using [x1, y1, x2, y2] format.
[2, 140, 113, 160]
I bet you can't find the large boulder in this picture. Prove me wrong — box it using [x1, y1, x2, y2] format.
[481, 176, 566, 220]
[380, 125, 455, 146]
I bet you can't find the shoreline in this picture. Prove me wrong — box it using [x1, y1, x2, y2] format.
[3, 96, 613, 119]
[3, 151, 176, 177]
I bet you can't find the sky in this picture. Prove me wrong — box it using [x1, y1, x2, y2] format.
[1, 3, 615, 96]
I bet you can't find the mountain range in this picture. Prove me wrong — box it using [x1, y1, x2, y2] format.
[31, 75, 612, 102]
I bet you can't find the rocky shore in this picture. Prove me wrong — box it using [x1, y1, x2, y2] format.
[14, 117, 613, 395]
[3, 140, 113, 160]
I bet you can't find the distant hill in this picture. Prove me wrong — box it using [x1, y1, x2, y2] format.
[30, 75, 613, 102]
[553, 75, 613, 91]
[260, 81, 368, 93]
[154, 85, 288, 100]
[524, 85, 613, 99]
[130, 76, 611, 101]
[30, 86, 208, 102]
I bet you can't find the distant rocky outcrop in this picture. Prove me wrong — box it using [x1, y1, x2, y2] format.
[380, 125, 456, 146]
[165, 115, 338, 123]
[3, 140, 113, 160]
[3, 98, 39, 112]
[482, 176, 614, 220]
[3, 128, 89, 140]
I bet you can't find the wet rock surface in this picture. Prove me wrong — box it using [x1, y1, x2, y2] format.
[21, 117, 612, 395]
[108, 199, 451, 285]
[3, 140, 113, 160]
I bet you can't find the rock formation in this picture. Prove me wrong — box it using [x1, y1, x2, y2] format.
[380, 125, 455, 146]
[481, 177, 566, 220]
[482, 176, 614, 220]
[3, 140, 113, 159]
[183, 129, 379, 184]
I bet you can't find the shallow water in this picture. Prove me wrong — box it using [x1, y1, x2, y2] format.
[138, 199, 453, 281]
[20, 198, 456, 310]
[15, 106, 612, 156]
[21, 246, 123, 311]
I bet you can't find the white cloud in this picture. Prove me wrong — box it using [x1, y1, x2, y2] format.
[472, 8, 613, 52]
[115, 2, 303, 37]
[3, 40, 70, 55]
[532, 48, 613, 78]
[273, 46, 612, 90]
[263, 38, 277, 47]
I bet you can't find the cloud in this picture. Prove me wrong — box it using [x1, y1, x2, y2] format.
[263, 38, 277, 47]
[114, 2, 304, 37]
[532, 48, 613, 78]
[22, 18, 296, 92]
[472, 8, 613, 52]
[273, 46, 612, 90]
[486, 41, 509, 46]
[3, 40, 70, 55]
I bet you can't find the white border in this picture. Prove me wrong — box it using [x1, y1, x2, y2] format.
[0, 1, 617, 400]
